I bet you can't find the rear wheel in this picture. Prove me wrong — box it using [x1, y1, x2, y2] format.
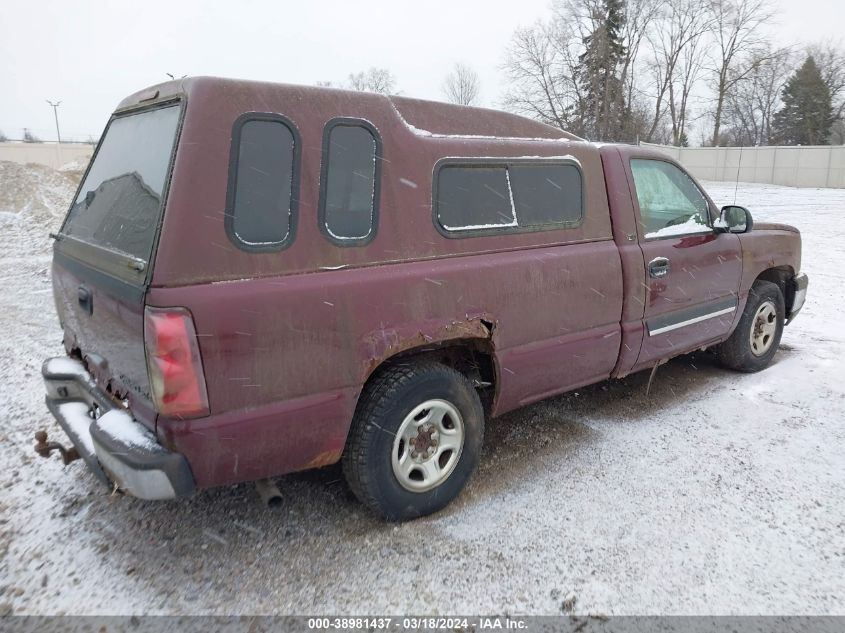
[715, 280, 785, 372]
[342, 361, 484, 521]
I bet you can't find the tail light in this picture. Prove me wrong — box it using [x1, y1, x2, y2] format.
[144, 306, 209, 418]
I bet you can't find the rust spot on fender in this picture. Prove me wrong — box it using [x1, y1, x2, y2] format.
[361, 315, 498, 376]
[305, 449, 343, 469]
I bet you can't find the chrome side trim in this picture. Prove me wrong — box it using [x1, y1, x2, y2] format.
[648, 306, 736, 336]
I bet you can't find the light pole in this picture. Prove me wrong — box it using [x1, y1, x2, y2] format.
[46, 100, 62, 144]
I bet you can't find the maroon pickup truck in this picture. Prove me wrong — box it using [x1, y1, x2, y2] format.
[38, 77, 807, 520]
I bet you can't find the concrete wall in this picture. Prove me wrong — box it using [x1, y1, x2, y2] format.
[0, 142, 94, 170]
[642, 143, 845, 189]
[6, 140, 843, 188]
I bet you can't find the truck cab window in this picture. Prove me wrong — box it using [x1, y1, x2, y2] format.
[630, 159, 710, 239]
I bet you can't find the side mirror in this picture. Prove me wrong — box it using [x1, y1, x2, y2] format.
[717, 205, 753, 234]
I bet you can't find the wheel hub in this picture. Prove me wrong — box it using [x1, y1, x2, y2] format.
[749, 300, 778, 356]
[391, 399, 465, 492]
[409, 425, 438, 460]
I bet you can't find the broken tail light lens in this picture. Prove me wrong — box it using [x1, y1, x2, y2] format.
[144, 306, 210, 418]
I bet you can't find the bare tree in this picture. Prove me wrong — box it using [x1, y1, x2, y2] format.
[347, 67, 397, 95]
[668, 9, 711, 145]
[442, 63, 481, 106]
[557, 0, 635, 141]
[0, 129, 8, 142]
[706, 0, 776, 146]
[831, 120, 845, 145]
[618, 0, 662, 130]
[807, 41, 845, 142]
[644, 0, 712, 143]
[503, 0, 661, 141]
[808, 42, 845, 116]
[722, 46, 794, 145]
[501, 20, 583, 133]
[23, 128, 41, 143]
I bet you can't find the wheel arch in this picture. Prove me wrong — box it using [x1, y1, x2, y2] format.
[754, 266, 795, 314]
[358, 336, 499, 418]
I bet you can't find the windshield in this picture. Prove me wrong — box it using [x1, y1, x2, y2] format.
[61, 104, 181, 262]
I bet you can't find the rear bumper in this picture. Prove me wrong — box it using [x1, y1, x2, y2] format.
[787, 273, 808, 324]
[42, 357, 195, 500]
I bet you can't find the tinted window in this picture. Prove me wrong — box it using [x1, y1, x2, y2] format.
[62, 104, 180, 261]
[630, 159, 710, 239]
[508, 164, 582, 226]
[230, 118, 295, 247]
[437, 166, 515, 231]
[436, 161, 582, 233]
[322, 124, 378, 241]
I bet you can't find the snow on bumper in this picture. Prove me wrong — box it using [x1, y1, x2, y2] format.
[42, 357, 195, 500]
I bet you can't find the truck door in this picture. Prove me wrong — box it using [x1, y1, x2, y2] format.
[626, 157, 742, 370]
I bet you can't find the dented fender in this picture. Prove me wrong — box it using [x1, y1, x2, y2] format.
[360, 314, 497, 379]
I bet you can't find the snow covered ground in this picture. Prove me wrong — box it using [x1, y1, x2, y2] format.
[0, 162, 843, 616]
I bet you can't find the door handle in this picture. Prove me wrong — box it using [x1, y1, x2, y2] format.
[648, 257, 670, 279]
[78, 285, 93, 315]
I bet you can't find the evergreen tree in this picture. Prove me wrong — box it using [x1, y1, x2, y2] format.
[577, 0, 628, 141]
[772, 56, 835, 145]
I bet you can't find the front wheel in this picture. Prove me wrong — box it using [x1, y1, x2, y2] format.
[342, 361, 484, 521]
[715, 280, 785, 372]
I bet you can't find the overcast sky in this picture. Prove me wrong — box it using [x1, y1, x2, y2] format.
[1, 0, 842, 143]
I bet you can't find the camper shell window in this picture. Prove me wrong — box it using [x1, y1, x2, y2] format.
[226, 113, 300, 251]
[61, 103, 182, 266]
[434, 159, 583, 237]
[319, 119, 381, 246]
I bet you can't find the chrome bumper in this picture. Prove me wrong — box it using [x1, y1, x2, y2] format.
[787, 273, 808, 324]
[42, 357, 195, 500]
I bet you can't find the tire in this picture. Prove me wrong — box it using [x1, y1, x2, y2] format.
[342, 361, 485, 521]
[715, 280, 785, 372]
